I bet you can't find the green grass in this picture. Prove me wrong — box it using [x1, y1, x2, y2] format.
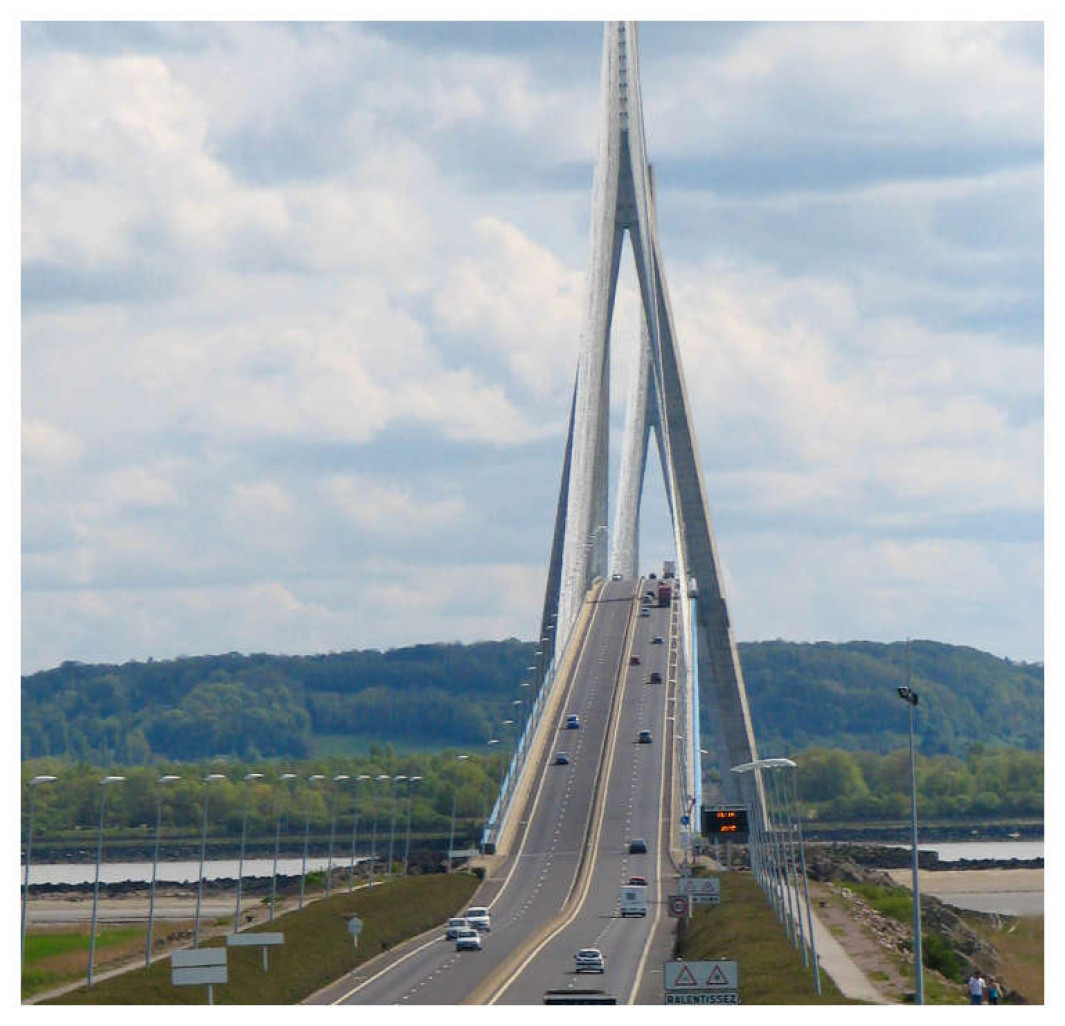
[849, 882, 913, 924]
[26, 927, 141, 960]
[965, 913, 1043, 1004]
[23, 926, 148, 999]
[42, 872, 480, 1005]
[675, 873, 856, 1004]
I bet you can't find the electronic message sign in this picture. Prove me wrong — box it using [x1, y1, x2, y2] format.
[701, 805, 749, 841]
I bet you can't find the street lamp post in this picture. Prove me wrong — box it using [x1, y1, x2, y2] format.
[194, 773, 227, 948]
[787, 760, 821, 995]
[146, 774, 181, 966]
[87, 775, 126, 987]
[403, 776, 422, 875]
[387, 775, 407, 881]
[447, 755, 470, 872]
[371, 774, 390, 886]
[22, 774, 57, 967]
[300, 774, 325, 909]
[234, 772, 264, 932]
[898, 683, 924, 1005]
[270, 773, 297, 921]
[351, 775, 371, 890]
[326, 774, 350, 897]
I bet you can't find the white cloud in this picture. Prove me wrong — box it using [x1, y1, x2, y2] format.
[22, 418, 85, 469]
[322, 474, 464, 536]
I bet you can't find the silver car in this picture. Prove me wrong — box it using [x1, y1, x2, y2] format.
[455, 927, 483, 951]
[575, 947, 606, 973]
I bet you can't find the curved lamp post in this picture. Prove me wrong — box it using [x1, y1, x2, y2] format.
[193, 773, 227, 948]
[270, 772, 297, 921]
[351, 774, 372, 890]
[146, 774, 181, 966]
[300, 774, 325, 909]
[326, 774, 350, 896]
[21, 774, 57, 967]
[402, 776, 422, 875]
[234, 772, 264, 931]
[898, 682, 924, 1004]
[87, 775, 126, 987]
[447, 755, 470, 872]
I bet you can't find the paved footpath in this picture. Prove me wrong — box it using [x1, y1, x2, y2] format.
[804, 899, 889, 1004]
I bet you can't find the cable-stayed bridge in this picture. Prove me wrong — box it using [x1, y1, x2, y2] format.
[312, 22, 803, 1007]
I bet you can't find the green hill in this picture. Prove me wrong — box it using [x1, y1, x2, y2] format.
[21, 638, 1042, 765]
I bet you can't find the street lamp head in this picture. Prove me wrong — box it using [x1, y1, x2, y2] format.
[410, 776, 423, 783]
[456, 754, 469, 762]
[30, 774, 58, 786]
[308, 774, 325, 783]
[897, 686, 919, 706]
[502, 719, 515, 726]
[375, 774, 390, 781]
[280, 772, 298, 782]
[487, 739, 500, 746]
[394, 774, 408, 782]
[101, 775, 126, 786]
[244, 772, 265, 783]
[203, 773, 226, 783]
[157, 774, 181, 785]
[332, 774, 350, 783]
[356, 774, 372, 781]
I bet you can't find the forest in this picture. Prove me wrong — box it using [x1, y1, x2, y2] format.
[21, 637, 1043, 765]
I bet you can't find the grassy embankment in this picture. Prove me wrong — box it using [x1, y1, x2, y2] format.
[675, 873, 853, 1004]
[965, 913, 1044, 1004]
[38, 872, 479, 1005]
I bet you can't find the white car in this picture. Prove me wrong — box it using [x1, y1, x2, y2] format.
[445, 917, 469, 940]
[575, 948, 606, 973]
[465, 906, 491, 932]
[455, 927, 483, 951]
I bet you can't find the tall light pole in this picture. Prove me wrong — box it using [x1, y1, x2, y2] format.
[87, 775, 126, 987]
[300, 774, 325, 909]
[22, 774, 57, 967]
[386, 775, 407, 881]
[270, 773, 297, 921]
[898, 681, 924, 1005]
[146, 774, 180, 966]
[325, 774, 349, 897]
[371, 774, 390, 887]
[194, 773, 226, 948]
[787, 759, 821, 995]
[234, 772, 264, 931]
[403, 776, 422, 875]
[447, 754, 469, 872]
[351, 774, 371, 890]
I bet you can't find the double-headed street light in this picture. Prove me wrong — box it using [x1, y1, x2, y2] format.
[22, 774, 57, 967]
[300, 774, 325, 909]
[898, 683, 924, 1005]
[403, 776, 423, 875]
[447, 755, 470, 872]
[351, 774, 372, 890]
[234, 772, 264, 931]
[270, 773, 297, 921]
[193, 773, 227, 948]
[326, 774, 350, 896]
[87, 775, 126, 987]
[146, 774, 181, 966]
[387, 775, 407, 881]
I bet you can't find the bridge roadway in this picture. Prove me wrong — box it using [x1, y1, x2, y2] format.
[316, 578, 679, 1005]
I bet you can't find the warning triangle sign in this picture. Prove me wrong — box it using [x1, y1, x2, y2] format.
[705, 965, 730, 987]
[674, 965, 699, 987]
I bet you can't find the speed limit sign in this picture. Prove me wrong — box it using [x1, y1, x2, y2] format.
[668, 894, 691, 918]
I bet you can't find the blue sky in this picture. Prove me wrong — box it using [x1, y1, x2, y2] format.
[19, 17, 1044, 673]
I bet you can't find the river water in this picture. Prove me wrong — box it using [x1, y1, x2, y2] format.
[886, 841, 1044, 862]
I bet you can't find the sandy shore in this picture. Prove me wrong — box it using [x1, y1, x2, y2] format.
[885, 868, 1043, 916]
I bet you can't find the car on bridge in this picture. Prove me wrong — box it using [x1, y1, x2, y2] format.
[629, 654, 641, 665]
[554, 752, 570, 765]
[648, 671, 662, 684]
[465, 906, 491, 932]
[445, 917, 469, 940]
[455, 927, 483, 952]
[565, 713, 580, 729]
[575, 948, 606, 974]
[652, 635, 663, 645]
[637, 729, 653, 744]
[628, 838, 648, 854]
[628, 875, 648, 886]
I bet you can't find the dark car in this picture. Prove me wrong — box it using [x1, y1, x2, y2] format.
[649, 573, 657, 580]
[648, 671, 663, 684]
[651, 636, 663, 645]
[637, 730, 653, 744]
[628, 838, 648, 854]
[628, 876, 648, 886]
[554, 752, 570, 765]
[565, 714, 580, 730]
[629, 655, 641, 666]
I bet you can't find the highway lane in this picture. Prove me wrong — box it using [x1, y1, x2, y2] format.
[494, 587, 678, 1004]
[327, 579, 639, 1005]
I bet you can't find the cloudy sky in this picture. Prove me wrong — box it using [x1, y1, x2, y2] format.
[20, 17, 1043, 674]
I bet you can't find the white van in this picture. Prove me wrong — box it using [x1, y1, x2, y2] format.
[619, 884, 648, 917]
[465, 906, 491, 932]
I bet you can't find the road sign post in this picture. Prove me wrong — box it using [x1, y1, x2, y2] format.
[226, 931, 284, 972]
[668, 894, 692, 918]
[171, 947, 227, 1004]
[347, 915, 363, 949]
[664, 959, 739, 1005]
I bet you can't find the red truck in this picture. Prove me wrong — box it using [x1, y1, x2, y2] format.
[657, 580, 672, 607]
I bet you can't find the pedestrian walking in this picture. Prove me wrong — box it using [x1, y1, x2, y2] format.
[987, 979, 1001, 1005]
[967, 971, 987, 1005]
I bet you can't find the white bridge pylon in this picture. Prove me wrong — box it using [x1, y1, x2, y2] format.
[543, 22, 762, 810]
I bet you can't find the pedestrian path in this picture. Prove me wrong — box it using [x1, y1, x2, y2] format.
[800, 893, 890, 1004]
